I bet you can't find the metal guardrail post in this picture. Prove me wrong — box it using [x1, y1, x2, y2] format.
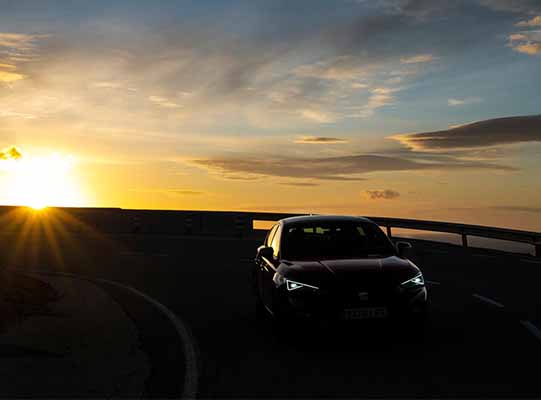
[535, 242, 541, 258]
[386, 225, 392, 238]
[185, 213, 193, 235]
[235, 215, 245, 238]
[462, 233, 468, 248]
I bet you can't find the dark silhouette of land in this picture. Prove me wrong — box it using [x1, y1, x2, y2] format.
[0, 206, 540, 398]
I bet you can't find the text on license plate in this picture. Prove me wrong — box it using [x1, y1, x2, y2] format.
[342, 307, 388, 320]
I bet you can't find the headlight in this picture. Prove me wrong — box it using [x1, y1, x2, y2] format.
[286, 279, 319, 291]
[401, 273, 424, 289]
[273, 274, 319, 291]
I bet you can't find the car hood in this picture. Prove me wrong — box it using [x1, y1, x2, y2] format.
[278, 256, 419, 289]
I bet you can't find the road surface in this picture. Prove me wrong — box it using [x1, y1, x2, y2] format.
[1, 231, 540, 398]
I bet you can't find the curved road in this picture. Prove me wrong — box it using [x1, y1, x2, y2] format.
[5, 233, 541, 398]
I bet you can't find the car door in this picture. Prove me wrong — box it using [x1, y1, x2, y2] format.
[261, 224, 282, 309]
[256, 225, 277, 306]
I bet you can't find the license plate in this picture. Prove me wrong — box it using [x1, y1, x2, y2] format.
[342, 307, 388, 320]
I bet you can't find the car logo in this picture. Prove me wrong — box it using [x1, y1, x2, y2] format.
[358, 292, 369, 301]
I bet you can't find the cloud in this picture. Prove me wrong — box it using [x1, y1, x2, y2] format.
[92, 81, 137, 91]
[365, 189, 400, 200]
[391, 115, 541, 150]
[509, 33, 528, 41]
[0, 146, 22, 160]
[279, 182, 320, 187]
[385, 76, 403, 85]
[130, 187, 204, 196]
[299, 109, 335, 123]
[0, 70, 24, 82]
[273, 53, 412, 122]
[166, 189, 204, 196]
[191, 152, 515, 182]
[448, 97, 482, 106]
[0, 2, 531, 138]
[386, 0, 457, 18]
[294, 56, 369, 81]
[353, 87, 398, 118]
[516, 15, 541, 27]
[491, 206, 541, 213]
[507, 30, 541, 55]
[513, 42, 541, 55]
[479, 0, 541, 14]
[400, 54, 434, 64]
[0, 3, 479, 129]
[148, 95, 182, 108]
[293, 54, 381, 88]
[0, 109, 36, 119]
[0, 33, 47, 48]
[0, 32, 48, 64]
[351, 82, 369, 89]
[0, 60, 24, 82]
[294, 136, 349, 144]
[0, 32, 49, 83]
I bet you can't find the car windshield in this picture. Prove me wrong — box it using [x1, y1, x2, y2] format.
[282, 221, 396, 260]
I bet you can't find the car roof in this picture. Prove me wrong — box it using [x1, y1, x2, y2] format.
[279, 214, 375, 226]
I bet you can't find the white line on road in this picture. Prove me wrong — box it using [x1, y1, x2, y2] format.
[472, 293, 505, 308]
[520, 320, 541, 341]
[18, 269, 198, 399]
[426, 280, 441, 285]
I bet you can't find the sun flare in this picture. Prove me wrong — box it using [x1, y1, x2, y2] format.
[2, 153, 84, 209]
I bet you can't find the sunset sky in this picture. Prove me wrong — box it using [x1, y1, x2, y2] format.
[0, 0, 540, 230]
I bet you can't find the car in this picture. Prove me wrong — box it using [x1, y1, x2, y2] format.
[252, 215, 428, 323]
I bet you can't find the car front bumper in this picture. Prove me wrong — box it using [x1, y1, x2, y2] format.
[273, 285, 428, 321]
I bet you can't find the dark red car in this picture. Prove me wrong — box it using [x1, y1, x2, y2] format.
[252, 215, 428, 322]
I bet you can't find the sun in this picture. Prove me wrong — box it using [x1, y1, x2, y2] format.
[3, 153, 84, 209]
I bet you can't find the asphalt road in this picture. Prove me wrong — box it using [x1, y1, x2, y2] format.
[2, 231, 541, 398]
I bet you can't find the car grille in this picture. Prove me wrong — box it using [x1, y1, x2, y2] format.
[325, 278, 396, 308]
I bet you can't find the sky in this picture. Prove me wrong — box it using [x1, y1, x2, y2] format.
[0, 0, 540, 230]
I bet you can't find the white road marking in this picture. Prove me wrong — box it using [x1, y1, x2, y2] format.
[520, 320, 541, 341]
[19, 269, 198, 399]
[426, 280, 441, 285]
[472, 293, 505, 308]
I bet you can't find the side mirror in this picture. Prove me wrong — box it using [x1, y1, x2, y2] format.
[258, 246, 274, 260]
[396, 241, 412, 258]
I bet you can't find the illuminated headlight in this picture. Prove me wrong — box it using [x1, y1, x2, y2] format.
[273, 274, 319, 291]
[401, 273, 425, 289]
[286, 280, 319, 291]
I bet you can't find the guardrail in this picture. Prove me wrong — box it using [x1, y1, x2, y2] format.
[366, 216, 541, 257]
[248, 212, 541, 257]
[1, 206, 539, 257]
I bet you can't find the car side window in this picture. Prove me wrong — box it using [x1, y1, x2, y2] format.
[265, 225, 278, 247]
[270, 224, 282, 258]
